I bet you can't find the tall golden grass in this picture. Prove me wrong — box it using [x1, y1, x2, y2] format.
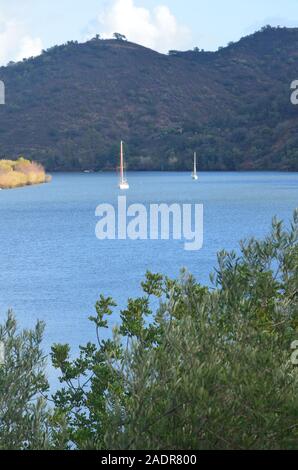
[0, 157, 51, 189]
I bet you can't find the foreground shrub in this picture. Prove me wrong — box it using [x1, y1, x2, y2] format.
[0, 312, 51, 449]
[51, 211, 298, 450]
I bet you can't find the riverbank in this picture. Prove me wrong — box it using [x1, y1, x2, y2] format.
[0, 158, 51, 189]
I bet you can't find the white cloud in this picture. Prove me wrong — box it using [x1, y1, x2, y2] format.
[14, 35, 43, 62]
[0, 16, 43, 65]
[86, 0, 191, 53]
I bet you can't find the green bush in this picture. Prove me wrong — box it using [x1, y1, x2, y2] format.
[0, 312, 50, 449]
[1, 212, 297, 449]
[51, 211, 298, 450]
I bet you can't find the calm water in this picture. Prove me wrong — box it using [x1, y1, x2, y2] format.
[0, 172, 297, 357]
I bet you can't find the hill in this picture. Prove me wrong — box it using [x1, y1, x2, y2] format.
[0, 25, 298, 171]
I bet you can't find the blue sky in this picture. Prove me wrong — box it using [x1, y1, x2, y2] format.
[1, 0, 298, 64]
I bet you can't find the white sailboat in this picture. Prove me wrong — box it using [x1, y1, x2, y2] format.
[118, 140, 129, 190]
[192, 152, 198, 180]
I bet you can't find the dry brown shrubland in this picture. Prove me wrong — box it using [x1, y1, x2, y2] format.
[0, 157, 51, 189]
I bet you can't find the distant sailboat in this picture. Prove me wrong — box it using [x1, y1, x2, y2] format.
[192, 152, 198, 180]
[119, 140, 129, 190]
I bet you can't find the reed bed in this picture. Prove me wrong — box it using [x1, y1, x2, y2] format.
[0, 158, 51, 189]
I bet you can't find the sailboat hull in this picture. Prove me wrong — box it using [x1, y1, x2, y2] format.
[192, 174, 198, 180]
[119, 181, 129, 190]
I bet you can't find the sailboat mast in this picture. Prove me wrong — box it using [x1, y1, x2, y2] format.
[120, 141, 124, 183]
[194, 152, 197, 174]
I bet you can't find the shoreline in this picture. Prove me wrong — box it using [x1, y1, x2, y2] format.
[47, 169, 298, 174]
[0, 176, 51, 190]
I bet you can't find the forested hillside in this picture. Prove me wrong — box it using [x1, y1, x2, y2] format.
[0, 25, 297, 171]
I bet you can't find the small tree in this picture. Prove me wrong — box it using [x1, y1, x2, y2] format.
[113, 33, 127, 41]
[0, 312, 50, 449]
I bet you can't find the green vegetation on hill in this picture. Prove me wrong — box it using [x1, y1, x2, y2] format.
[0, 26, 298, 171]
[0, 157, 50, 189]
[0, 212, 297, 449]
